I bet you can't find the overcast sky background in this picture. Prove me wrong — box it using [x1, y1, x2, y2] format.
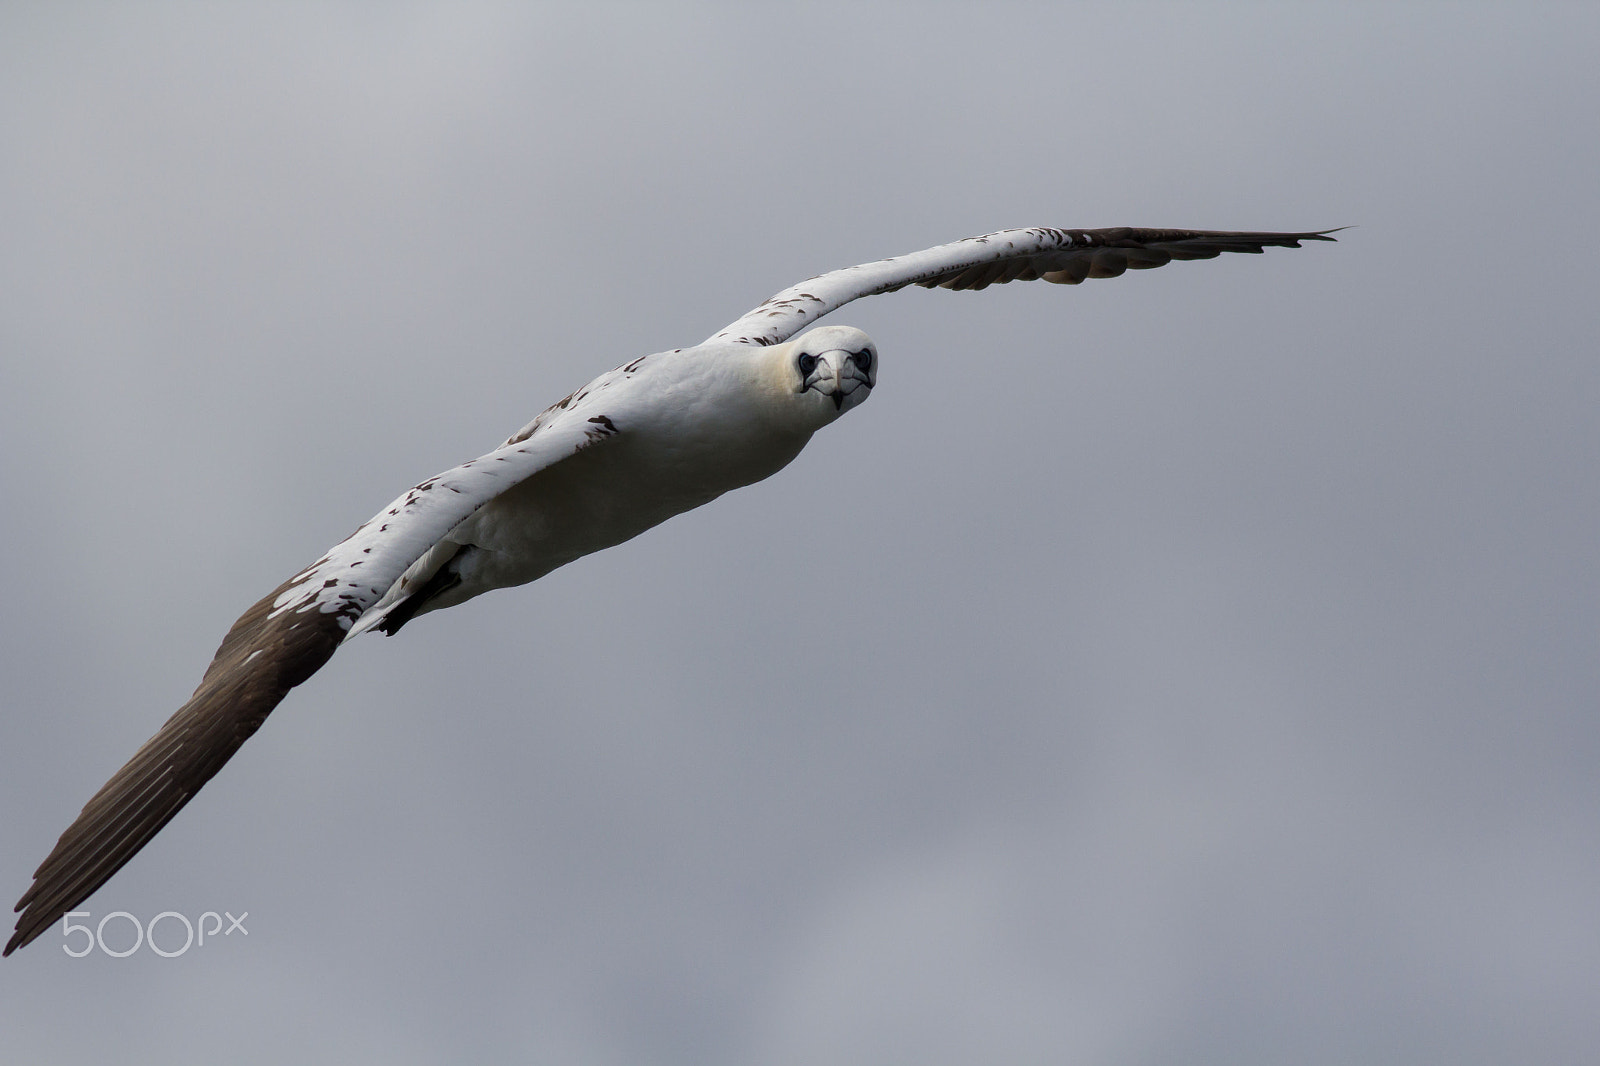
[1, 4, 1596, 1063]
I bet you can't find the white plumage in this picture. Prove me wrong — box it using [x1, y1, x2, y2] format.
[346, 324, 876, 635]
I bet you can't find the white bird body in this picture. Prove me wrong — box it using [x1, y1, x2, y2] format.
[355, 334, 859, 630]
[7, 225, 1335, 955]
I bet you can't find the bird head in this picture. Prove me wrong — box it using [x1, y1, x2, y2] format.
[786, 325, 877, 418]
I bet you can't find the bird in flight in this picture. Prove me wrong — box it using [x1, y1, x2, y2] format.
[6, 225, 1335, 955]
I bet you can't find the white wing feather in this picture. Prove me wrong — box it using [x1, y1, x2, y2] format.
[709, 225, 1337, 348]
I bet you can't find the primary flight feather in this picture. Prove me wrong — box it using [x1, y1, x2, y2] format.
[7, 225, 1334, 955]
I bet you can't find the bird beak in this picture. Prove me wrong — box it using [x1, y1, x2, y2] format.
[820, 350, 870, 410]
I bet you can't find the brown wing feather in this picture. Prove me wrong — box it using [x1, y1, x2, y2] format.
[7, 409, 621, 955]
[5, 575, 344, 955]
[708, 225, 1338, 347]
[921, 227, 1336, 290]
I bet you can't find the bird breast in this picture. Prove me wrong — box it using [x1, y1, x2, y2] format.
[443, 355, 816, 597]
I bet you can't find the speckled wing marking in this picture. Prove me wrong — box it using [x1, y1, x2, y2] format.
[707, 226, 1339, 348]
[5, 416, 619, 956]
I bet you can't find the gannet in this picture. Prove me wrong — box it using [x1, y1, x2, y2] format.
[6, 225, 1335, 955]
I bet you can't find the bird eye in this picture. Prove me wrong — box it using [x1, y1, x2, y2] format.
[852, 349, 873, 371]
[797, 352, 818, 376]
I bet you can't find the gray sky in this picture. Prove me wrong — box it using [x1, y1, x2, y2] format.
[2, 3, 1596, 1063]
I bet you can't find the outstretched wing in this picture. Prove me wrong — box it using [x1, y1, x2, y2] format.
[6, 415, 619, 955]
[708, 226, 1338, 348]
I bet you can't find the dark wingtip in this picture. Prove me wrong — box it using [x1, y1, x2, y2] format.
[4, 569, 354, 957]
[6, 910, 38, 956]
